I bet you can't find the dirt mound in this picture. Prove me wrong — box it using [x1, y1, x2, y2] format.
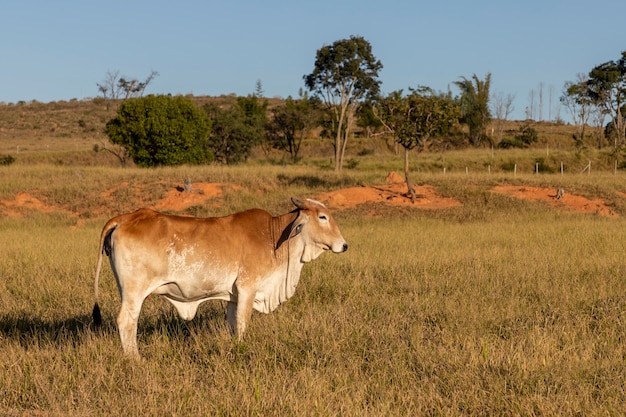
[491, 184, 618, 218]
[153, 183, 240, 212]
[0, 175, 619, 220]
[0, 191, 76, 218]
[317, 172, 462, 210]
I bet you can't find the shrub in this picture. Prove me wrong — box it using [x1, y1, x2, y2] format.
[0, 154, 15, 166]
[534, 157, 554, 173]
[105, 95, 213, 167]
[498, 122, 538, 149]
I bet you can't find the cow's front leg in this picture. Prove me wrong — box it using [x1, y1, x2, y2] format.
[228, 287, 254, 341]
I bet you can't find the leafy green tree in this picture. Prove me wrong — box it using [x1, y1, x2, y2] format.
[204, 102, 255, 164]
[454, 73, 492, 146]
[236, 93, 268, 146]
[586, 51, 626, 148]
[265, 94, 319, 163]
[105, 95, 212, 167]
[304, 35, 382, 172]
[376, 87, 460, 201]
[356, 102, 384, 138]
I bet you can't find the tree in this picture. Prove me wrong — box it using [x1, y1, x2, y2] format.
[376, 87, 460, 201]
[561, 74, 594, 151]
[304, 35, 382, 172]
[356, 101, 384, 138]
[97, 70, 159, 101]
[236, 93, 268, 146]
[454, 73, 492, 146]
[491, 91, 515, 145]
[93, 141, 130, 167]
[204, 103, 254, 165]
[105, 95, 212, 167]
[97, 70, 122, 100]
[266, 94, 319, 162]
[586, 51, 626, 149]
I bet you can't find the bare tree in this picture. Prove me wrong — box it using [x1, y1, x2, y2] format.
[93, 142, 129, 167]
[97, 70, 159, 101]
[97, 70, 122, 100]
[527, 89, 535, 120]
[119, 70, 159, 99]
[491, 91, 515, 144]
[548, 84, 554, 121]
[538, 82, 544, 121]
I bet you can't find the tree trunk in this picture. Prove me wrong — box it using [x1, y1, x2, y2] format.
[334, 132, 342, 172]
[404, 147, 416, 203]
[334, 114, 345, 172]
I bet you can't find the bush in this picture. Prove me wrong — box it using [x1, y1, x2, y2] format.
[105, 95, 213, 167]
[0, 154, 15, 166]
[498, 122, 538, 149]
[515, 121, 538, 145]
[498, 138, 526, 149]
[534, 158, 554, 173]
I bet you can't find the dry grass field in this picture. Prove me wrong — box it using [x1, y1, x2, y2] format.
[1, 162, 625, 416]
[1, 99, 626, 415]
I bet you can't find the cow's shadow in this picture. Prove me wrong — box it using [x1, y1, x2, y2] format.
[137, 304, 228, 340]
[0, 312, 96, 349]
[0, 303, 228, 351]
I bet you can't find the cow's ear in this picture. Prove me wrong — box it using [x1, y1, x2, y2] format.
[289, 214, 307, 239]
[291, 197, 307, 210]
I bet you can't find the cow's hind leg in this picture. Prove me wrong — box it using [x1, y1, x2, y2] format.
[226, 301, 237, 335]
[117, 297, 143, 359]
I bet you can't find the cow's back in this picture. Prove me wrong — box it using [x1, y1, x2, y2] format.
[108, 208, 276, 272]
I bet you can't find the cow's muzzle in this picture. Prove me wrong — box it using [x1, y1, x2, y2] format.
[332, 241, 348, 253]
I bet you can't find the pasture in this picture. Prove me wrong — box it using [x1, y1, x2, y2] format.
[1, 162, 625, 416]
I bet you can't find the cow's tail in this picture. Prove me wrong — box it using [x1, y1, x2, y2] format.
[93, 219, 118, 327]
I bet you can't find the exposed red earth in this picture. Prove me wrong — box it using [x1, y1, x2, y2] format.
[0, 172, 619, 220]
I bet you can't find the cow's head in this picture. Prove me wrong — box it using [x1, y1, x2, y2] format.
[291, 197, 348, 262]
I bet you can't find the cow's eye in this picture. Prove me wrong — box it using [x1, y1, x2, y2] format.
[318, 214, 328, 221]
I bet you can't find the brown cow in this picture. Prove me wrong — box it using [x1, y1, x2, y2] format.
[92, 198, 347, 357]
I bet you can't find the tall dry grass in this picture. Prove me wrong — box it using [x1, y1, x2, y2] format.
[1, 163, 625, 416]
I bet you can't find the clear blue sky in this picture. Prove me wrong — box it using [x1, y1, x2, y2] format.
[1, 0, 624, 121]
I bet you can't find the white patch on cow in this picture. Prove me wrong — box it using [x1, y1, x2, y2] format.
[167, 243, 203, 277]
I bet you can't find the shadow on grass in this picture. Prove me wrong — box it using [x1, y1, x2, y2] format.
[0, 312, 97, 348]
[276, 173, 358, 189]
[0, 302, 230, 352]
[138, 306, 227, 340]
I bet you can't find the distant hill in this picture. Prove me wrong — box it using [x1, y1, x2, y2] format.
[0, 95, 585, 162]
